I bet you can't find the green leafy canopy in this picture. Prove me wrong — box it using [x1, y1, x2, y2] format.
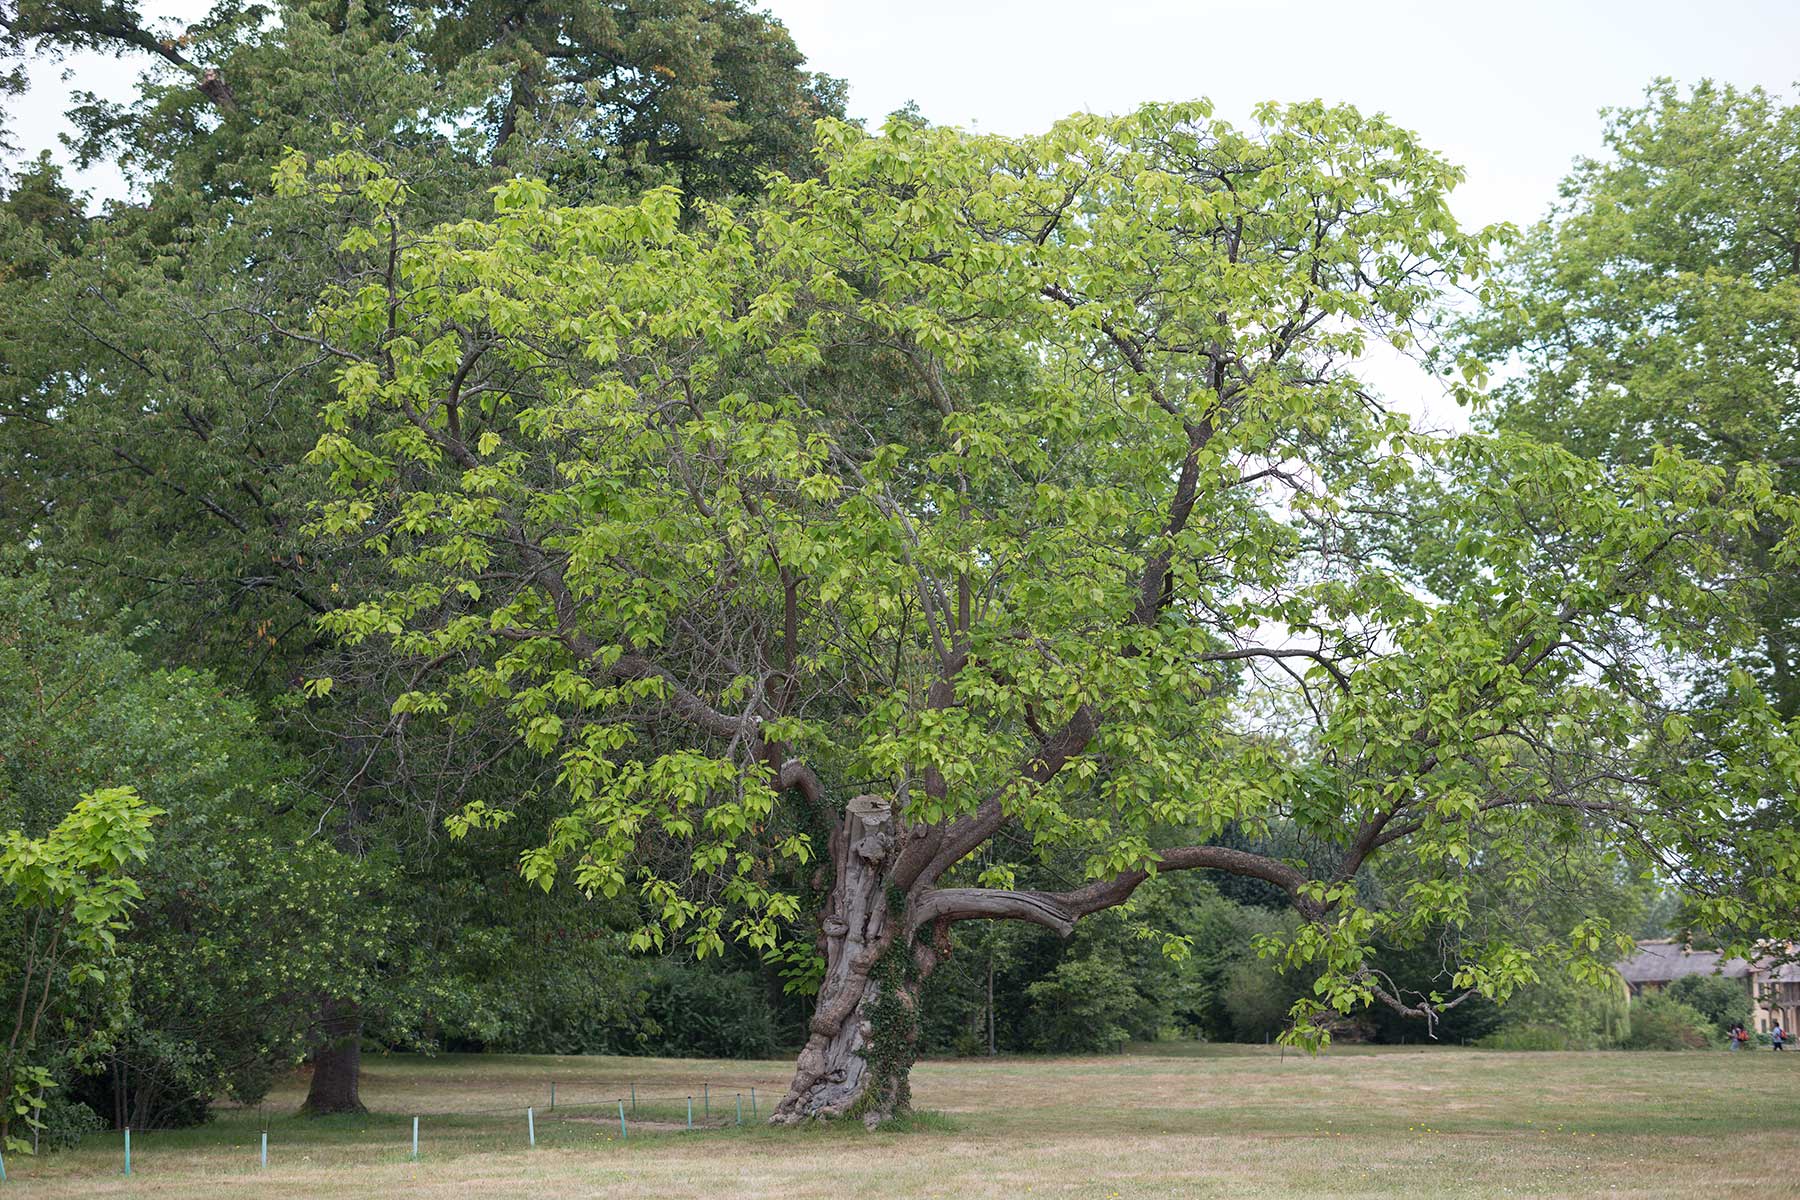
[286, 100, 1800, 1041]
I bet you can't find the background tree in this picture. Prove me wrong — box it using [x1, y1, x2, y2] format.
[426, 0, 847, 197]
[1458, 79, 1800, 717]
[1665, 973, 1753, 1038]
[1, 0, 843, 1117]
[1457, 79, 1800, 964]
[0, 567, 396, 1129]
[293, 101, 1800, 1124]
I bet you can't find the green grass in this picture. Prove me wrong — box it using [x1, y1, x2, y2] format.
[9, 1044, 1797, 1197]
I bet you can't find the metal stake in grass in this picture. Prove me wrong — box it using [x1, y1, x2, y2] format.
[528, 1106, 536, 1148]
[550, 1080, 556, 1110]
[703, 1082, 709, 1118]
[735, 1094, 742, 1125]
[617, 1100, 628, 1141]
[123, 1127, 131, 1176]
[1, 1146, 8, 1182]
[411, 1116, 419, 1160]
[750, 1087, 757, 1118]
[630, 1082, 636, 1115]
[686, 1096, 693, 1130]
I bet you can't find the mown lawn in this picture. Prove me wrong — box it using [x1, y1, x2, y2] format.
[9, 1044, 1796, 1198]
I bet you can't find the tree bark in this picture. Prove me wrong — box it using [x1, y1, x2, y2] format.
[773, 795, 922, 1126]
[300, 999, 366, 1116]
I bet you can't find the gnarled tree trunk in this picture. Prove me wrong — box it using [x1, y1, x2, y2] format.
[773, 794, 930, 1125]
[300, 998, 366, 1116]
[767, 788, 1323, 1124]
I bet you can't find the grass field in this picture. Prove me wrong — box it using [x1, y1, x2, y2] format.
[9, 1044, 1796, 1198]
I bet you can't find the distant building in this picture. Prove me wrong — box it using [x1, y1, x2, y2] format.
[1617, 939, 1800, 1033]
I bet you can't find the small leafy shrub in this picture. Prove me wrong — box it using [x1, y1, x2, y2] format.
[1620, 993, 1712, 1050]
[1476, 1023, 1586, 1051]
[1664, 975, 1752, 1035]
[34, 1094, 104, 1151]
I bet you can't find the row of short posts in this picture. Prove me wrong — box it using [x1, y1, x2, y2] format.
[387, 1083, 764, 1162]
[44, 1082, 764, 1181]
[325, 1082, 767, 1162]
[90, 1124, 246, 1178]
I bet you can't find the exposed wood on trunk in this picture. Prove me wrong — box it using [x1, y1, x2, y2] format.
[772, 796, 906, 1124]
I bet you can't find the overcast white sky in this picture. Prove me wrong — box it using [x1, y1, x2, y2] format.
[8, 0, 1798, 421]
[763, 0, 1800, 233]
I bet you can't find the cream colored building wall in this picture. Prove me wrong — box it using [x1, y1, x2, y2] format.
[1749, 969, 1799, 1034]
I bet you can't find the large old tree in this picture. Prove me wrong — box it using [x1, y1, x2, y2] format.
[292, 103, 1800, 1122]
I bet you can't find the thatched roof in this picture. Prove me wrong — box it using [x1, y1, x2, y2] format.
[1617, 940, 1800, 986]
[1617, 940, 1751, 985]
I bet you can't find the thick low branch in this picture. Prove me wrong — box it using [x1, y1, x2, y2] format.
[910, 843, 1311, 938]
